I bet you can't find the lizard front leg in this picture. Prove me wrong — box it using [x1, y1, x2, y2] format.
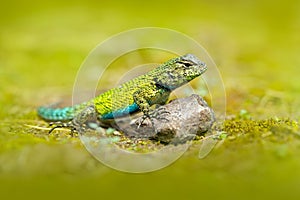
[133, 89, 152, 124]
[133, 88, 170, 127]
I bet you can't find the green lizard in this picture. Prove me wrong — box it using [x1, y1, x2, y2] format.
[38, 54, 207, 133]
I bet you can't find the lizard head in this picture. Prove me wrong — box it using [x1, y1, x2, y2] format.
[155, 54, 207, 90]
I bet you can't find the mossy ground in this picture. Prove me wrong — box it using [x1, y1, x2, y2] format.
[1, 0, 300, 200]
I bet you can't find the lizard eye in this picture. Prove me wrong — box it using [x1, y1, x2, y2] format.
[178, 61, 193, 68]
[185, 63, 193, 68]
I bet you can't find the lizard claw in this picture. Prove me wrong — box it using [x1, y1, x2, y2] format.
[49, 121, 76, 135]
[135, 106, 170, 129]
[136, 116, 152, 129]
[149, 107, 170, 122]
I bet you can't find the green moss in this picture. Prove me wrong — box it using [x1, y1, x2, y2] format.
[223, 117, 298, 135]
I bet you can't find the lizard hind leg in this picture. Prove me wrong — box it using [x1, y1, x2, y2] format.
[48, 105, 99, 135]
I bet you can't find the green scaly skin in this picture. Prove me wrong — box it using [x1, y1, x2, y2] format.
[38, 54, 207, 132]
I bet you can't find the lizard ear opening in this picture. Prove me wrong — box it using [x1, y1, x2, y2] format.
[154, 77, 180, 91]
[155, 82, 171, 91]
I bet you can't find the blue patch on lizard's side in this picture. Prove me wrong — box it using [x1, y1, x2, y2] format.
[100, 103, 139, 119]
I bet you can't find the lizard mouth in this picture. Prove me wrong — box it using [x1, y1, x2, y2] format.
[200, 63, 207, 73]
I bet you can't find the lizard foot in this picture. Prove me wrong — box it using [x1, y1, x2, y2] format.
[149, 106, 170, 122]
[49, 121, 76, 135]
[135, 107, 171, 129]
[135, 116, 152, 129]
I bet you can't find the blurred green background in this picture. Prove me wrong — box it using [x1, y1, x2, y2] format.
[1, 0, 300, 199]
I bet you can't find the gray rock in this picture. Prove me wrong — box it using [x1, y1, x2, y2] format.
[111, 94, 215, 144]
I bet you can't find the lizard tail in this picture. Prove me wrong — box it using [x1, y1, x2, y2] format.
[37, 103, 87, 121]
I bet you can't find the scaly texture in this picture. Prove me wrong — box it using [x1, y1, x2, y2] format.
[38, 54, 207, 124]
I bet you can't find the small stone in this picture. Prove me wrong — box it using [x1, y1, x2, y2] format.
[106, 127, 115, 135]
[110, 94, 215, 144]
